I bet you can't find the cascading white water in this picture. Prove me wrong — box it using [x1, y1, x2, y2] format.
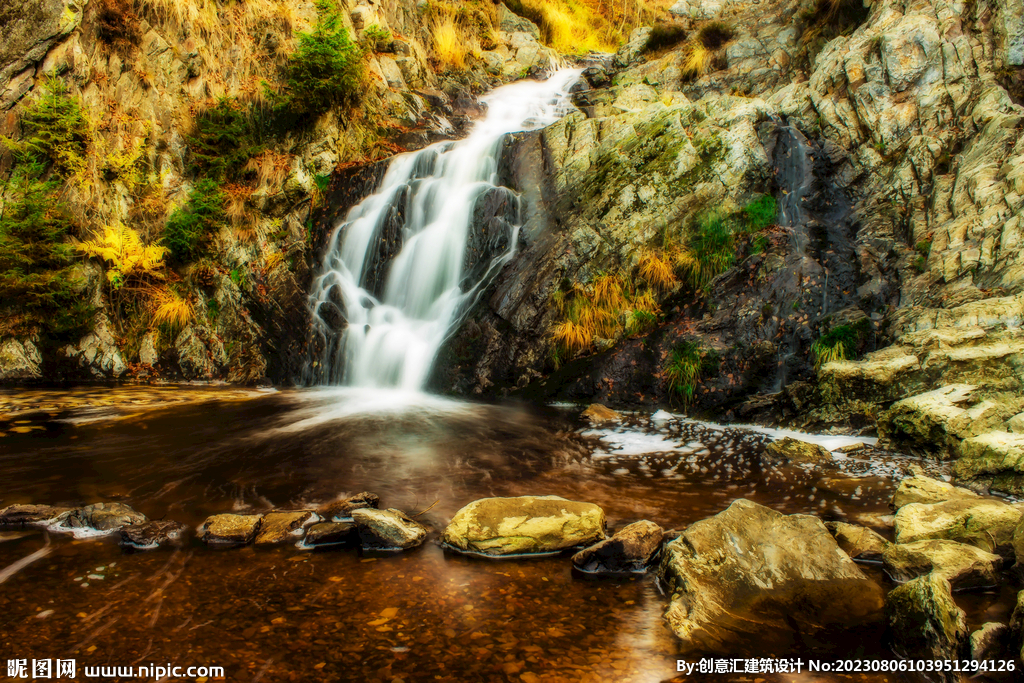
[306, 69, 582, 389]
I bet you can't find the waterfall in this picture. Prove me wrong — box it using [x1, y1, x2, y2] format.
[305, 69, 582, 389]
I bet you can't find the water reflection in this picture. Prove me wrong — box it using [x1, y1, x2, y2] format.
[0, 386, 971, 682]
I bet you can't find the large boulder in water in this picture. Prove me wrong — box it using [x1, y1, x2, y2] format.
[657, 499, 884, 652]
[572, 520, 663, 573]
[886, 574, 969, 673]
[442, 496, 606, 556]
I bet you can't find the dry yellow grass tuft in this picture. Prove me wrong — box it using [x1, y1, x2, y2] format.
[430, 15, 467, 69]
[151, 288, 195, 329]
[638, 250, 679, 291]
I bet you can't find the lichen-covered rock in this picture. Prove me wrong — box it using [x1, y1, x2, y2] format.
[304, 521, 356, 547]
[63, 316, 127, 378]
[613, 26, 653, 67]
[198, 514, 263, 548]
[891, 475, 978, 509]
[0, 339, 42, 379]
[352, 508, 427, 550]
[0, 504, 74, 528]
[119, 520, 188, 550]
[175, 325, 228, 380]
[763, 437, 833, 466]
[0, 0, 83, 98]
[255, 511, 316, 546]
[894, 499, 1023, 557]
[658, 499, 884, 652]
[442, 496, 606, 556]
[825, 521, 887, 562]
[572, 520, 663, 573]
[886, 574, 969, 672]
[882, 540, 1001, 590]
[64, 503, 147, 532]
[954, 431, 1024, 496]
[318, 492, 380, 521]
[497, 2, 540, 39]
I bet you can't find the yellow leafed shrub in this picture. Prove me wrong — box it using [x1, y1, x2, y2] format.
[151, 288, 195, 329]
[78, 223, 167, 287]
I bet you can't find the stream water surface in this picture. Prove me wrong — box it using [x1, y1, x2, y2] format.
[1, 387, 1016, 683]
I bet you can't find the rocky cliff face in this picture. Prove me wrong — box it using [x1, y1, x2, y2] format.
[429, 0, 1024, 493]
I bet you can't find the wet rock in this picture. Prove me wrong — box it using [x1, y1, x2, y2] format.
[572, 520, 663, 573]
[442, 496, 606, 556]
[255, 511, 316, 546]
[954, 431, 1024, 496]
[65, 503, 147, 531]
[175, 325, 228, 380]
[970, 622, 1010, 662]
[198, 514, 263, 548]
[304, 521, 356, 547]
[0, 504, 74, 528]
[318, 492, 380, 521]
[891, 475, 978, 509]
[825, 521, 887, 562]
[658, 499, 884, 652]
[119, 520, 188, 550]
[886, 574, 969, 672]
[882, 540, 1001, 590]
[0, 339, 42, 379]
[894, 498, 1023, 557]
[352, 508, 427, 550]
[763, 437, 833, 466]
[581, 404, 620, 425]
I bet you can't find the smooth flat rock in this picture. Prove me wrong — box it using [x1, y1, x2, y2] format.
[825, 521, 887, 562]
[894, 498, 1023, 557]
[882, 540, 1001, 590]
[119, 520, 188, 550]
[886, 574, 969, 670]
[763, 437, 833, 465]
[255, 511, 316, 546]
[198, 514, 263, 548]
[0, 504, 75, 528]
[658, 499, 884, 652]
[352, 508, 426, 550]
[891, 475, 978, 508]
[572, 520, 663, 573]
[304, 521, 356, 547]
[318, 492, 380, 521]
[442, 496, 606, 556]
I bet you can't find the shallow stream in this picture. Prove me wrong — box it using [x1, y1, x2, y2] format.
[0, 387, 1015, 682]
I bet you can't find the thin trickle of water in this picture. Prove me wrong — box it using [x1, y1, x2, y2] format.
[305, 70, 582, 388]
